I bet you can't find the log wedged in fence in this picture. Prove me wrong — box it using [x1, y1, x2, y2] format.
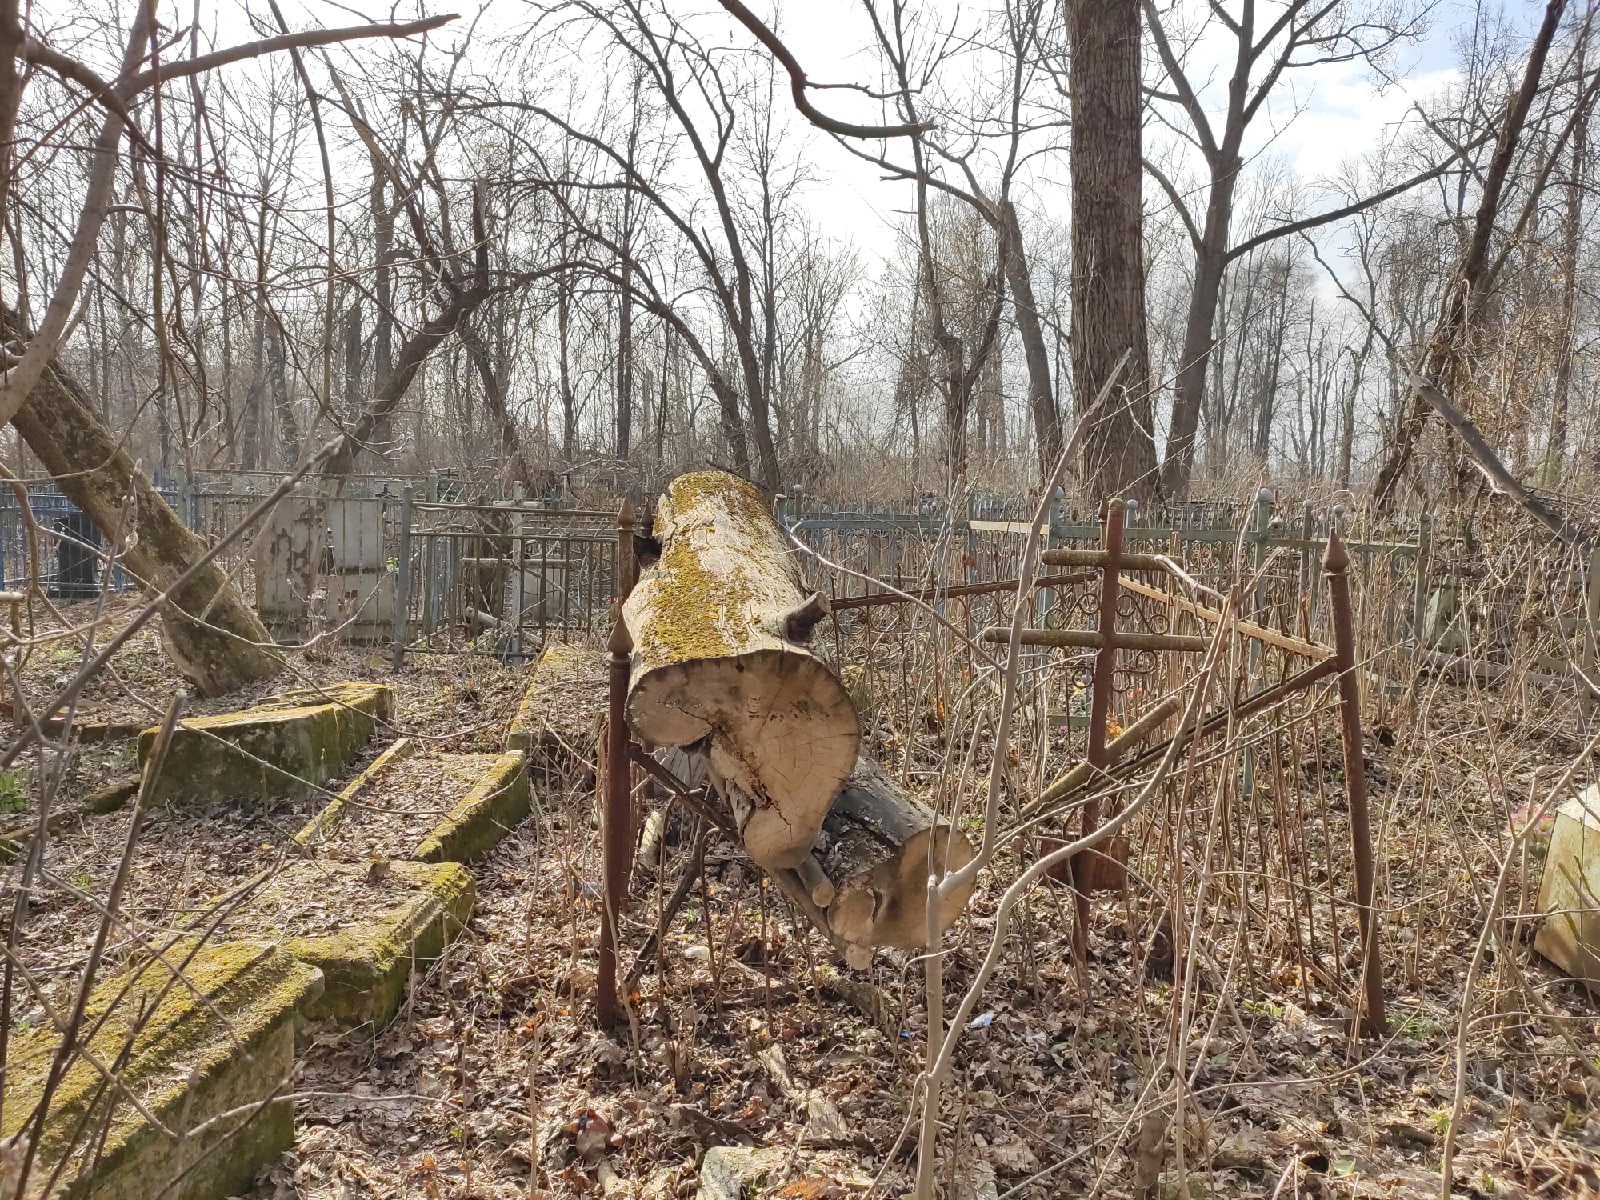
[137, 681, 393, 805]
[818, 757, 976, 951]
[505, 640, 608, 776]
[0, 943, 322, 1200]
[622, 471, 859, 871]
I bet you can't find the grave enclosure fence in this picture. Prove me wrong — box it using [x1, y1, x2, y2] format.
[9, 475, 1590, 704]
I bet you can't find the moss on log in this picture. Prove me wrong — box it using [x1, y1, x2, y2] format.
[622, 471, 858, 870]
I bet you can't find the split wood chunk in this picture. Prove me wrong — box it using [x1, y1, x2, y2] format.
[622, 471, 859, 871]
[819, 758, 976, 951]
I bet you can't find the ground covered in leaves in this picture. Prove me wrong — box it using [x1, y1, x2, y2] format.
[275, 706, 1600, 1200]
[5, 597, 1600, 1199]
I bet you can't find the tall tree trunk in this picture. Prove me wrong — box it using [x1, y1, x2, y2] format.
[1069, 0, 1159, 504]
[3, 310, 281, 696]
[465, 323, 534, 492]
[618, 269, 633, 460]
[343, 300, 363, 419]
[656, 328, 671, 461]
[370, 174, 396, 459]
[1159, 184, 1234, 499]
[745, 356, 781, 490]
[558, 270, 577, 462]
[1001, 200, 1061, 479]
[1338, 328, 1372, 490]
[321, 285, 487, 477]
[267, 314, 299, 467]
[241, 308, 264, 471]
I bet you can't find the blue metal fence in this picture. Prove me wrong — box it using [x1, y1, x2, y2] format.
[0, 482, 185, 594]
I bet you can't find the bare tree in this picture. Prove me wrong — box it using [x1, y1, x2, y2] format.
[1145, 0, 1442, 499]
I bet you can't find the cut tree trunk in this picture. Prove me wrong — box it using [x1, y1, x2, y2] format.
[4, 311, 282, 696]
[819, 757, 976, 952]
[621, 470, 859, 870]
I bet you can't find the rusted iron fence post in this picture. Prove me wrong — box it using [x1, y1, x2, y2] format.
[598, 500, 639, 1026]
[597, 619, 633, 1025]
[1324, 529, 1386, 1037]
[618, 497, 636, 599]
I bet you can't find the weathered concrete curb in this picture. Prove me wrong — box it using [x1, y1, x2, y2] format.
[292, 736, 418, 851]
[234, 860, 476, 1028]
[2, 943, 323, 1200]
[412, 752, 530, 863]
[505, 642, 605, 781]
[138, 682, 393, 805]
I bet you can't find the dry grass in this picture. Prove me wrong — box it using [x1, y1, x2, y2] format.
[6, 504, 1600, 1199]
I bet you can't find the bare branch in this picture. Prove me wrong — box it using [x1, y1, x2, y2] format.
[712, 0, 933, 138]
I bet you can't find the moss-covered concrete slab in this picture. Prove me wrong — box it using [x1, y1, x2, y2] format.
[1, 943, 322, 1200]
[412, 752, 530, 863]
[505, 641, 606, 781]
[137, 681, 393, 805]
[296, 746, 530, 865]
[200, 859, 475, 1030]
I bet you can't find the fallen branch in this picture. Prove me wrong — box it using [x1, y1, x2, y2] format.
[1412, 375, 1591, 546]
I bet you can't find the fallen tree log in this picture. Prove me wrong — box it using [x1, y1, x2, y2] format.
[647, 745, 975, 958]
[817, 758, 976, 951]
[622, 471, 859, 870]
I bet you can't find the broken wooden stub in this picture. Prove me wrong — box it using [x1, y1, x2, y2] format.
[622, 470, 859, 871]
[819, 757, 976, 951]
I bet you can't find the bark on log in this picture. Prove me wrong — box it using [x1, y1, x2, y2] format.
[818, 758, 976, 951]
[4, 311, 282, 696]
[622, 471, 859, 870]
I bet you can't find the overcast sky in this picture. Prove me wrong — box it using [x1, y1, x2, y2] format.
[235, 0, 1496, 264]
[653, 0, 1474, 260]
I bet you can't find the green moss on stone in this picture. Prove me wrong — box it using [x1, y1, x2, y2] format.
[138, 682, 393, 806]
[1, 943, 322, 1200]
[287, 861, 474, 1027]
[411, 752, 531, 863]
[191, 860, 475, 1030]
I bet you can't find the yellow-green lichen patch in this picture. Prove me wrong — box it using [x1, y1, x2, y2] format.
[625, 470, 801, 669]
[2, 943, 322, 1200]
[137, 682, 393, 806]
[194, 860, 475, 1029]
